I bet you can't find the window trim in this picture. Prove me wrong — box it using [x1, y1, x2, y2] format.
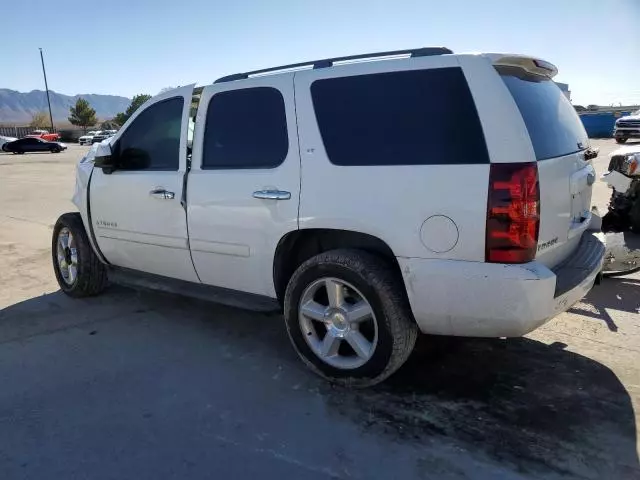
[113, 96, 184, 172]
[201, 86, 289, 171]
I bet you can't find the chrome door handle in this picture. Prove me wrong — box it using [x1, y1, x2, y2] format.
[252, 190, 291, 200]
[149, 188, 175, 200]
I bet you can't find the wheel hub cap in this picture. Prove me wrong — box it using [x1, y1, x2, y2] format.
[299, 277, 378, 370]
[325, 309, 350, 337]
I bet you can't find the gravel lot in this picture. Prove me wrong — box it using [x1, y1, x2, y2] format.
[0, 141, 638, 479]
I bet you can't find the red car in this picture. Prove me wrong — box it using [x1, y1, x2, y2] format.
[25, 130, 60, 142]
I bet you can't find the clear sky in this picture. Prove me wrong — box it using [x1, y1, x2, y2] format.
[2, 0, 638, 106]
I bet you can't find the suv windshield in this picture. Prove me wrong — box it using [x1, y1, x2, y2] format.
[497, 67, 589, 160]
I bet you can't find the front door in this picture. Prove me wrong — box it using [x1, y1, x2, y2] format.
[89, 85, 199, 282]
[187, 76, 300, 296]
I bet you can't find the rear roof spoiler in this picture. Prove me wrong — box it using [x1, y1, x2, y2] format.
[482, 53, 558, 78]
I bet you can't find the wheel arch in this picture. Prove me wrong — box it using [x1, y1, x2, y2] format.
[273, 228, 402, 305]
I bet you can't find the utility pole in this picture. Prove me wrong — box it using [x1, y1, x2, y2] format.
[39, 48, 54, 131]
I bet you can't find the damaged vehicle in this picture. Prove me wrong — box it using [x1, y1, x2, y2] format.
[603, 147, 640, 232]
[600, 146, 640, 274]
[52, 48, 606, 386]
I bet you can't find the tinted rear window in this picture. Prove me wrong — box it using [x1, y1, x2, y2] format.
[310, 68, 489, 166]
[498, 67, 589, 160]
[202, 87, 288, 169]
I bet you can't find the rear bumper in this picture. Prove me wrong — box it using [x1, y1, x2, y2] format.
[399, 232, 606, 337]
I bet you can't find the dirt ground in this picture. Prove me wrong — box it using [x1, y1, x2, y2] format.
[0, 141, 638, 479]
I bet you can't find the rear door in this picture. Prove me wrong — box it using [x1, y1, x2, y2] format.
[187, 75, 300, 297]
[496, 66, 594, 267]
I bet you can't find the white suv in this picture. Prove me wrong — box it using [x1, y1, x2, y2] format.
[78, 131, 99, 146]
[52, 48, 605, 386]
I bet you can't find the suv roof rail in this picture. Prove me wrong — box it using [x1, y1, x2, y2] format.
[214, 47, 453, 83]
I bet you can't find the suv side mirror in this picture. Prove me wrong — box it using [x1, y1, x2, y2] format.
[94, 142, 117, 174]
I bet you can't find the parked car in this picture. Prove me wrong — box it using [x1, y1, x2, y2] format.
[91, 130, 117, 144]
[25, 129, 60, 142]
[3, 137, 67, 153]
[53, 48, 605, 387]
[613, 109, 640, 144]
[79, 131, 100, 146]
[0, 135, 18, 151]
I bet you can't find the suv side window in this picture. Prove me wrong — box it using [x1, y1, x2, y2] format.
[202, 87, 288, 169]
[311, 68, 489, 166]
[114, 97, 183, 171]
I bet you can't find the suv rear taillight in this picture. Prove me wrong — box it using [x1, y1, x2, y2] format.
[486, 162, 540, 263]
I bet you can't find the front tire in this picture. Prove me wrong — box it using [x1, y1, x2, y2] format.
[52, 213, 108, 297]
[615, 137, 628, 144]
[284, 249, 418, 387]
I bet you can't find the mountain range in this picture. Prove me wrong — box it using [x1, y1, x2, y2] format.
[0, 89, 131, 124]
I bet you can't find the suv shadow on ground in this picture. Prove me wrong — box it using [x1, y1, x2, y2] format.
[325, 335, 639, 478]
[0, 287, 637, 479]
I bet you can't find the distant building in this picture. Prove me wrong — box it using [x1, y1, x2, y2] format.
[555, 82, 571, 101]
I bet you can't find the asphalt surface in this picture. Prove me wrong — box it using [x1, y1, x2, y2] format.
[0, 142, 638, 479]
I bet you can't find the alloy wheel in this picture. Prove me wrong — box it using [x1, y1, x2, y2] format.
[298, 277, 378, 369]
[56, 227, 78, 285]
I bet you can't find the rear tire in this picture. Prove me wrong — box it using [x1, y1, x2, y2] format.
[52, 212, 108, 297]
[284, 249, 418, 387]
[615, 137, 628, 144]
